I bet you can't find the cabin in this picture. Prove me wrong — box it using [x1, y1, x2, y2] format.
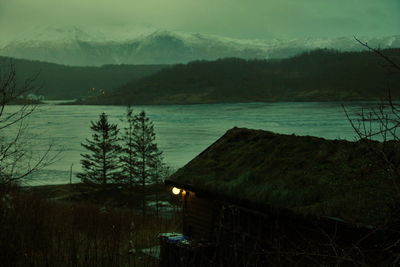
[163, 127, 400, 266]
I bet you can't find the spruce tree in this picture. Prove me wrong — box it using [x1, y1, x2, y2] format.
[77, 113, 121, 186]
[120, 106, 138, 187]
[131, 111, 163, 186]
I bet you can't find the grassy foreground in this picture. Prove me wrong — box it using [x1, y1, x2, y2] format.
[0, 184, 181, 267]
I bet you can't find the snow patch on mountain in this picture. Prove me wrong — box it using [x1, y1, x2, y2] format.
[1, 26, 399, 66]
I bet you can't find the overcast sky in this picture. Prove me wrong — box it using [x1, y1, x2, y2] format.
[0, 0, 399, 40]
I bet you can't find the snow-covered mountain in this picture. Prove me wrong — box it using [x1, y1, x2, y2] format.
[1, 26, 399, 66]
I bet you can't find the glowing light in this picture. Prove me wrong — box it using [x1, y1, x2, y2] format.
[172, 187, 181, 195]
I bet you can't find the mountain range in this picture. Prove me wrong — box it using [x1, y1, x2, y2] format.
[1, 26, 399, 66]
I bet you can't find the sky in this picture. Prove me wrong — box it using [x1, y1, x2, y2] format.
[0, 0, 399, 40]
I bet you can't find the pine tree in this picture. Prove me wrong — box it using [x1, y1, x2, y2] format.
[131, 111, 163, 186]
[77, 113, 121, 186]
[120, 106, 138, 187]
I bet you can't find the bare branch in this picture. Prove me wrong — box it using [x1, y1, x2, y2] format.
[354, 36, 400, 72]
[0, 59, 55, 190]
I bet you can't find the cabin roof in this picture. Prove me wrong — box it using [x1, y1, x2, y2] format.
[166, 127, 399, 226]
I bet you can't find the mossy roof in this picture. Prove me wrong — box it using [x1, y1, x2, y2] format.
[167, 127, 400, 226]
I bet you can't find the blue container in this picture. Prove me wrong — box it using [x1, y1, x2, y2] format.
[166, 234, 188, 243]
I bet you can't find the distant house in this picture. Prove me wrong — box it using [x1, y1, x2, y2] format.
[26, 93, 44, 101]
[164, 127, 399, 266]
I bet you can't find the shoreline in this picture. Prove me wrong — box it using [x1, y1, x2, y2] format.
[20, 183, 178, 215]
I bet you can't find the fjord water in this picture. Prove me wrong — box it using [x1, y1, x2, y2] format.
[7, 102, 372, 185]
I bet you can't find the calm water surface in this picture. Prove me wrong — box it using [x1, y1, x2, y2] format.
[5, 102, 376, 185]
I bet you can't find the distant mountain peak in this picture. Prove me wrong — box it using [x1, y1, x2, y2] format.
[141, 30, 184, 43]
[1, 27, 399, 66]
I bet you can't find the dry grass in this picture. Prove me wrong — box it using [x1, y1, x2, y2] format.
[0, 189, 181, 267]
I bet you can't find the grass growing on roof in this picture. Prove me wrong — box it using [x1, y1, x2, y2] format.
[168, 127, 399, 226]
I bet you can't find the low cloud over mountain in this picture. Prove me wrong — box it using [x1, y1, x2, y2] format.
[1, 27, 399, 66]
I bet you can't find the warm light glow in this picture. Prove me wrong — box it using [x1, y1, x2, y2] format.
[172, 187, 181, 195]
[182, 190, 186, 196]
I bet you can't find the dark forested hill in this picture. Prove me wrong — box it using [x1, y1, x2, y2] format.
[0, 57, 166, 99]
[86, 49, 400, 105]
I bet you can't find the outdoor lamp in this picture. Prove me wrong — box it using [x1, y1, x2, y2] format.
[172, 187, 181, 195]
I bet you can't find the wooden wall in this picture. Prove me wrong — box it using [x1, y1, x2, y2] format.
[182, 190, 219, 240]
[180, 191, 392, 266]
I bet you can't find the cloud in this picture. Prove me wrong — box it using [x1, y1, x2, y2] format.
[0, 0, 398, 40]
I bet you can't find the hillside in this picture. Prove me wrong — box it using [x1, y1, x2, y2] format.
[86, 48, 400, 105]
[1, 57, 166, 99]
